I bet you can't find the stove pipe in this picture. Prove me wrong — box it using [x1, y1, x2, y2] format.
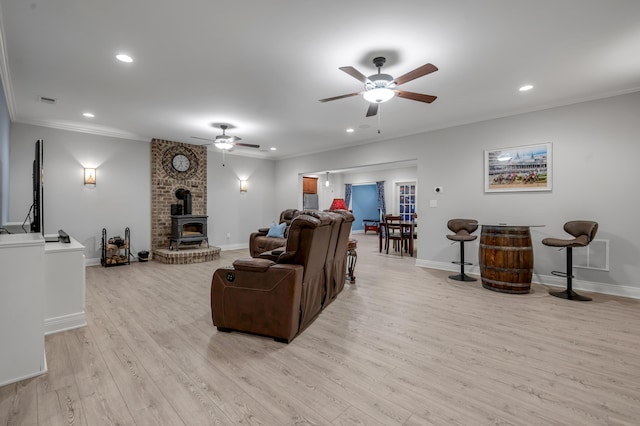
[175, 188, 193, 215]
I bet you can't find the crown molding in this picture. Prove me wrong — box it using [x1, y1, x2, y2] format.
[17, 118, 149, 142]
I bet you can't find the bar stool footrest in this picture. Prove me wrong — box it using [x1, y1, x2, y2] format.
[452, 261, 472, 266]
[551, 270, 573, 278]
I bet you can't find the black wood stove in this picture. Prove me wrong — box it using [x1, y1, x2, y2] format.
[170, 215, 209, 250]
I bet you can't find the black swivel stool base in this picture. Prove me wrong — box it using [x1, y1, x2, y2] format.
[450, 241, 476, 281]
[450, 273, 476, 282]
[543, 221, 598, 302]
[549, 289, 592, 301]
[446, 219, 478, 282]
[548, 247, 592, 301]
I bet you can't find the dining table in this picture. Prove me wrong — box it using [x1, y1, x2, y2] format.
[379, 221, 416, 257]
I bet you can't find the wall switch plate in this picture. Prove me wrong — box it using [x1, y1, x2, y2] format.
[430, 200, 438, 207]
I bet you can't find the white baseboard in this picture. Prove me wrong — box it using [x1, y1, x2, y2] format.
[415, 259, 640, 300]
[44, 312, 87, 335]
[0, 354, 47, 387]
[86, 257, 101, 266]
[217, 243, 249, 251]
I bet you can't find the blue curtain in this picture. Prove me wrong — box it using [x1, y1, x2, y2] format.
[376, 181, 386, 217]
[344, 184, 352, 209]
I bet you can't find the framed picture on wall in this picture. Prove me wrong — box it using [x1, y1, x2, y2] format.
[484, 143, 552, 192]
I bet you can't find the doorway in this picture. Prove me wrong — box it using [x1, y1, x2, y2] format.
[351, 184, 378, 232]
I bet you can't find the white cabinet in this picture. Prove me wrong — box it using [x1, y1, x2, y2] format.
[44, 237, 86, 334]
[0, 232, 86, 386]
[0, 233, 46, 386]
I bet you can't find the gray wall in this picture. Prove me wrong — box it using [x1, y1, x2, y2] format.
[7, 92, 640, 297]
[276, 91, 640, 298]
[0, 80, 9, 226]
[8, 123, 278, 262]
[9, 123, 152, 261]
[206, 149, 278, 248]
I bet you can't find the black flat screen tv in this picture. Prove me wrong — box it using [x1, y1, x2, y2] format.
[30, 139, 44, 234]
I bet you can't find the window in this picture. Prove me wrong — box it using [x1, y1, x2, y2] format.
[397, 182, 416, 221]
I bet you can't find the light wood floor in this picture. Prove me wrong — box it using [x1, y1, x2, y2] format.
[2, 234, 640, 425]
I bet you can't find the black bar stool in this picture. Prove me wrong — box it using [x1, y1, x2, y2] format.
[542, 221, 598, 301]
[446, 219, 478, 281]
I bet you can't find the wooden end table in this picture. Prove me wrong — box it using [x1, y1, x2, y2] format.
[346, 239, 357, 283]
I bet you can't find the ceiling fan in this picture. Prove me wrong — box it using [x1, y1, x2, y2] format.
[191, 124, 260, 151]
[319, 56, 438, 117]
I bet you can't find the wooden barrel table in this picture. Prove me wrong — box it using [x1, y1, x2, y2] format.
[479, 225, 534, 294]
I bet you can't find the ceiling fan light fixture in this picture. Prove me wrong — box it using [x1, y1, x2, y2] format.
[214, 140, 234, 150]
[320, 56, 438, 116]
[363, 87, 395, 103]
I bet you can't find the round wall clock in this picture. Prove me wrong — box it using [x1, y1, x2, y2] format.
[162, 146, 199, 180]
[172, 154, 190, 172]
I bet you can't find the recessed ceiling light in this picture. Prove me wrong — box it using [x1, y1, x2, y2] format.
[346, 128, 355, 133]
[116, 53, 133, 63]
[82, 112, 95, 118]
[519, 85, 534, 92]
[270, 147, 277, 151]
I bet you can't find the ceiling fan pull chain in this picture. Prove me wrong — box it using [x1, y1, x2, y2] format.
[378, 104, 382, 134]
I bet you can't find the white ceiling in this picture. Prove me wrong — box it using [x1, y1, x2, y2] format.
[1, 0, 639, 159]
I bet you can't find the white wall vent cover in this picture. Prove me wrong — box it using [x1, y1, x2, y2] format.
[573, 239, 609, 271]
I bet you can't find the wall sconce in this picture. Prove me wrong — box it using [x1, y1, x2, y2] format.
[84, 168, 96, 185]
[240, 180, 248, 192]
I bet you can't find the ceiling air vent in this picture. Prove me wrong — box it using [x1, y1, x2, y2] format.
[39, 96, 57, 105]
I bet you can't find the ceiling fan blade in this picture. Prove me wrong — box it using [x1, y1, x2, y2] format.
[395, 90, 438, 104]
[318, 92, 362, 102]
[366, 103, 379, 117]
[235, 142, 260, 149]
[339, 66, 368, 83]
[392, 63, 438, 86]
[190, 136, 213, 142]
[230, 136, 242, 142]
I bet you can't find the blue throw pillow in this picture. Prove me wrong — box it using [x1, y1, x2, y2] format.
[266, 222, 286, 238]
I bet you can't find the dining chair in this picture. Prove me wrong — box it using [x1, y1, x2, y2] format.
[381, 215, 412, 256]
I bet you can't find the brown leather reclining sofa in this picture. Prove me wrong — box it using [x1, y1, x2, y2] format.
[211, 210, 354, 343]
[248, 208, 299, 257]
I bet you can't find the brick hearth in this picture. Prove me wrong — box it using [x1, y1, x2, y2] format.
[153, 247, 221, 264]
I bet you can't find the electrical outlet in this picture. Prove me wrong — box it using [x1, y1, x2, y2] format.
[226, 233, 231, 239]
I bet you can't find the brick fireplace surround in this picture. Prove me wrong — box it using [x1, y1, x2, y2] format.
[150, 139, 220, 264]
